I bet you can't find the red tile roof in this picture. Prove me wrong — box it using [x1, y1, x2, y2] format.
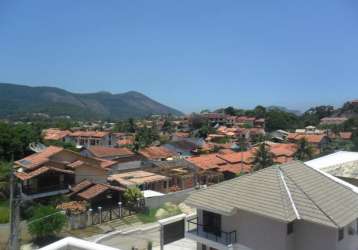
[69, 179, 93, 193]
[87, 146, 134, 158]
[70, 131, 109, 138]
[339, 132, 352, 140]
[139, 146, 176, 160]
[43, 129, 71, 141]
[187, 154, 227, 170]
[216, 150, 255, 164]
[77, 184, 109, 200]
[15, 146, 63, 170]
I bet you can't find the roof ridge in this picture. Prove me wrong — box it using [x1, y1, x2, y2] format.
[277, 168, 300, 220]
[280, 165, 339, 228]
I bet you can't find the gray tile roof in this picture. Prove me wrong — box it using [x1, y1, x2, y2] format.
[185, 161, 358, 228]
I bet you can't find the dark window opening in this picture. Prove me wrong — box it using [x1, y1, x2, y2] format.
[287, 222, 294, 235]
[201, 244, 206, 250]
[338, 228, 344, 241]
[202, 210, 221, 236]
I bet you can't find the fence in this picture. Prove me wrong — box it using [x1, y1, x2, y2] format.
[67, 201, 145, 229]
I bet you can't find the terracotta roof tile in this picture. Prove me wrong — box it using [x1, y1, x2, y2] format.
[15, 146, 63, 170]
[139, 146, 176, 160]
[70, 131, 109, 138]
[15, 166, 74, 181]
[70, 179, 93, 193]
[43, 129, 71, 141]
[187, 154, 227, 170]
[87, 146, 134, 158]
[77, 184, 109, 200]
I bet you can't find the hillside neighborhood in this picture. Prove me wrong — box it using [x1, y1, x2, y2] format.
[1, 99, 358, 250]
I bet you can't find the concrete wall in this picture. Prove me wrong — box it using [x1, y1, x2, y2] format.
[196, 209, 358, 250]
[75, 165, 107, 184]
[145, 188, 194, 209]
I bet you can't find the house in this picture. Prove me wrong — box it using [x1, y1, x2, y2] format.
[287, 133, 330, 152]
[69, 131, 113, 148]
[138, 146, 178, 161]
[185, 161, 358, 250]
[81, 146, 144, 173]
[68, 180, 124, 209]
[14, 146, 117, 200]
[149, 160, 223, 191]
[320, 117, 348, 126]
[108, 170, 170, 193]
[269, 143, 298, 164]
[42, 128, 71, 142]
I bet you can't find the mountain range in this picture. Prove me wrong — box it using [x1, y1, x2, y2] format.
[0, 83, 183, 120]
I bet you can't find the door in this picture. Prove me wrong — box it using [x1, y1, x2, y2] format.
[203, 211, 221, 236]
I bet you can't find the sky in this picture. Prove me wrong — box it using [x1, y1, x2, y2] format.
[1, 0, 358, 113]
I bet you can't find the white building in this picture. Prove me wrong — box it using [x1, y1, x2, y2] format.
[185, 161, 358, 250]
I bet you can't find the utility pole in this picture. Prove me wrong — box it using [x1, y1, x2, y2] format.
[9, 161, 20, 250]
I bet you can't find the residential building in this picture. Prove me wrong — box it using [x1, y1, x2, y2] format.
[80, 146, 137, 161]
[68, 180, 124, 209]
[149, 160, 223, 191]
[14, 146, 117, 200]
[185, 161, 358, 250]
[320, 117, 349, 126]
[69, 131, 113, 148]
[42, 128, 71, 142]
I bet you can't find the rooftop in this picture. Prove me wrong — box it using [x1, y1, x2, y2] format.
[86, 146, 134, 158]
[186, 161, 358, 228]
[139, 146, 177, 160]
[108, 170, 169, 187]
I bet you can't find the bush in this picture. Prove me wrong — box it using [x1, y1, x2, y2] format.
[123, 187, 143, 207]
[28, 205, 67, 240]
[0, 200, 9, 223]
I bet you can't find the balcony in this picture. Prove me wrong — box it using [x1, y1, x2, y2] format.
[186, 217, 237, 247]
[21, 184, 70, 200]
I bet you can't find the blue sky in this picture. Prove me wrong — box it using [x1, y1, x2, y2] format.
[1, 0, 358, 113]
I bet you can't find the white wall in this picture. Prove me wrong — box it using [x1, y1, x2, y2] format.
[196, 209, 358, 250]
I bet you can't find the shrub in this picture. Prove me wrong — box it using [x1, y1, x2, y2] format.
[28, 205, 67, 240]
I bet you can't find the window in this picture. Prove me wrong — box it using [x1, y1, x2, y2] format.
[201, 245, 206, 250]
[287, 222, 294, 235]
[338, 228, 344, 241]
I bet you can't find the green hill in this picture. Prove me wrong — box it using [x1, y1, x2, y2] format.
[0, 83, 183, 120]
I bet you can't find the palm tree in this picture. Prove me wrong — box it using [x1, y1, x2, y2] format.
[252, 143, 274, 171]
[295, 138, 315, 161]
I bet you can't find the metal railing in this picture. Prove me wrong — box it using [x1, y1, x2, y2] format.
[187, 217, 237, 245]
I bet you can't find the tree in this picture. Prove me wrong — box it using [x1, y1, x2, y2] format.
[162, 119, 173, 134]
[0, 162, 11, 198]
[252, 144, 274, 171]
[253, 105, 266, 118]
[123, 187, 143, 207]
[28, 205, 67, 240]
[0, 122, 41, 161]
[133, 127, 160, 150]
[224, 106, 236, 116]
[295, 138, 315, 161]
[265, 108, 301, 132]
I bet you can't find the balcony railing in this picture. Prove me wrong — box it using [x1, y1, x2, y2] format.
[187, 217, 237, 245]
[22, 184, 69, 195]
